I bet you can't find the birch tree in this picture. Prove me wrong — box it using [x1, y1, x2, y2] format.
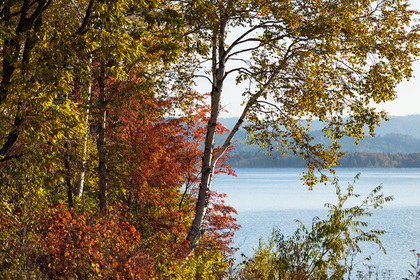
[183, 0, 420, 251]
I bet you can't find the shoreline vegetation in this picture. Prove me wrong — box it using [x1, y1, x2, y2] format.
[226, 177, 419, 279]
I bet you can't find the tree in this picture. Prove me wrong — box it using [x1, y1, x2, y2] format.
[0, 0, 187, 211]
[82, 0, 186, 213]
[182, 0, 420, 251]
[0, 0, 95, 159]
[106, 86, 238, 261]
[1, 1, 242, 276]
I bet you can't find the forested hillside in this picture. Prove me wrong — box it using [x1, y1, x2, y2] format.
[227, 151, 420, 168]
[220, 115, 420, 167]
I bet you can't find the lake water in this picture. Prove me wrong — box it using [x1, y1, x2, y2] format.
[213, 168, 420, 279]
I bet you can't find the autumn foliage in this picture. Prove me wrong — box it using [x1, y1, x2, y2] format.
[0, 77, 239, 278]
[36, 205, 153, 279]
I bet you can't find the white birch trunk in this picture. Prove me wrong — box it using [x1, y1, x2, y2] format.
[74, 82, 91, 198]
[186, 20, 227, 251]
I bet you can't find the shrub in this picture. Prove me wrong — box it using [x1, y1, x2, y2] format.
[230, 175, 393, 280]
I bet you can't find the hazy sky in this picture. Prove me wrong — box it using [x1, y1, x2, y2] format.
[204, 1, 420, 117]
[382, 0, 420, 116]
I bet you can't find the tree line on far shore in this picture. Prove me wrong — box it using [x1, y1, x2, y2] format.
[228, 152, 420, 168]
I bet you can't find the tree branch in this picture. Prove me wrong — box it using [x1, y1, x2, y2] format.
[75, 0, 95, 35]
[0, 152, 26, 162]
[225, 20, 280, 56]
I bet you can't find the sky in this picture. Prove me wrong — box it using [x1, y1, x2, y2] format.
[387, 0, 420, 116]
[198, 0, 420, 118]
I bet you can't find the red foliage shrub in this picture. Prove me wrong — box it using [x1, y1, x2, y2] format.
[37, 204, 154, 279]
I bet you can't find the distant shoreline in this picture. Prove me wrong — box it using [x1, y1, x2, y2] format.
[227, 152, 420, 168]
[228, 166, 420, 168]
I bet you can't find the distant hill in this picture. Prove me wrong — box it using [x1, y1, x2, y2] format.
[217, 115, 420, 167]
[369, 115, 420, 138]
[312, 131, 420, 153]
[294, 115, 420, 138]
[218, 115, 420, 154]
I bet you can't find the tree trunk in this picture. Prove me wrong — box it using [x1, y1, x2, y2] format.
[64, 141, 73, 210]
[184, 18, 268, 253]
[0, 5, 44, 156]
[185, 20, 227, 251]
[97, 61, 108, 213]
[0, 114, 23, 157]
[74, 82, 92, 197]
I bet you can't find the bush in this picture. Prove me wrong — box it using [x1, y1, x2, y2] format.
[230, 175, 393, 280]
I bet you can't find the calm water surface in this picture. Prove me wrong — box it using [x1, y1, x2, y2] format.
[213, 168, 420, 279]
